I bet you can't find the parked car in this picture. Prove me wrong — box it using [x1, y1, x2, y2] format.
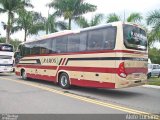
[148, 64, 160, 78]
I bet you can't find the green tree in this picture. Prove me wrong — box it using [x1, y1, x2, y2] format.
[13, 10, 44, 41]
[106, 13, 121, 23]
[106, 12, 143, 23]
[48, 0, 97, 30]
[0, 0, 33, 43]
[127, 13, 143, 23]
[75, 13, 104, 28]
[45, 14, 68, 34]
[149, 47, 160, 64]
[147, 9, 160, 45]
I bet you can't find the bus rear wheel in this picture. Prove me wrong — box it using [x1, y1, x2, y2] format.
[59, 73, 70, 89]
[21, 70, 27, 80]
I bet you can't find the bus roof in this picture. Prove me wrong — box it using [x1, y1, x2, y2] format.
[22, 21, 144, 44]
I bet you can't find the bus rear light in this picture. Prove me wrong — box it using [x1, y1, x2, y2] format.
[117, 62, 127, 78]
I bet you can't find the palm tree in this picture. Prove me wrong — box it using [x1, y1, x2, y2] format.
[106, 13, 121, 23]
[147, 9, 160, 44]
[127, 13, 143, 23]
[106, 12, 143, 24]
[45, 14, 68, 34]
[13, 10, 45, 41]
[75, 13, 104, 28]
[48, 0, 97, 30]
[0, 0, 33, 43]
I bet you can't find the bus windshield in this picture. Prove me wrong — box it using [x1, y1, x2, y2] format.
[123, 24, 147, 51]
[0, 44, 13, 52]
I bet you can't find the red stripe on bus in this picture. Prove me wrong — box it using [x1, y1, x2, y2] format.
[59, 66, 117, 73]
[71, 78, 115, 88]
[61, 58, 66, 65]
[27, 73, 56, 82]
[17, 65, 57, 70]
[24, 50, 147, 57]
[126, 68, 147, 74]
[15, 71, 20, 76]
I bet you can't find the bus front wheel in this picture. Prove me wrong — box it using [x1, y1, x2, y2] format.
[59, 73, 70, 89]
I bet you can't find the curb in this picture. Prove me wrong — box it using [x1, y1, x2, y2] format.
[142, 85, 160, 89]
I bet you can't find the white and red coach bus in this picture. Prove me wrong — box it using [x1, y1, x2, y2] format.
[15, 22, 148, 89]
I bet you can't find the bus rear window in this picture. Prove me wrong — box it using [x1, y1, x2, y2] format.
[0, 44, 13, 52]
[123, 24, 147, 50]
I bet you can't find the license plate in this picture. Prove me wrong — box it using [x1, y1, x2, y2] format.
[134, 74, 140, 78]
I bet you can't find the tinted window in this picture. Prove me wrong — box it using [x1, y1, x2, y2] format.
[55, 36, 68, 53]
[39, 39, 52, 54]
[30, 41, 41, 55]
[0, 44, 13, 52]
[18, 45, 23, 57]
[87, 27, 116, 51]
[68, 34, 80, 52]
[123, 24, 147, 50]
[51, 39, 56, 53]
[80, 32, 87, 51]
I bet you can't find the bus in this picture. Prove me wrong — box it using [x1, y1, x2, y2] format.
[0, 43, 14, 73]
[15, 22, 148, 89]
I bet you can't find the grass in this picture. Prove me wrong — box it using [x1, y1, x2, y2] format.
[147, 77, 160, 86]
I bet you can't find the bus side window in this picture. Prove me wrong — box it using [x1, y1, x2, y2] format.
[51, 39, 56, 53]
[87, 29, 103, 50]
[55, 36, 68, 53]
[103, 27, 116, 50]
[80, 32, 87, 51]
[68, 34, 80, 52]
[24, 43, 31, 56]
[39, 39, 52, 54]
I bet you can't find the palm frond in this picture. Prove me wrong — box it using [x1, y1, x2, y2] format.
[90, 13, 104, 26]
[127, 12, 143, 23]
[0, 8, 6, 13]
[106, 13, 121, 23]
[147, 9, 160, 25]
[75, 16, 89, 28]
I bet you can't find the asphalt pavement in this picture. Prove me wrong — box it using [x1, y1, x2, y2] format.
[0, 73, 160, 115]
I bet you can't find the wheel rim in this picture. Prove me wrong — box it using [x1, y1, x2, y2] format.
[60, 76, 68, 87]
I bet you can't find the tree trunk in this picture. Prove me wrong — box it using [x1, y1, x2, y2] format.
[6, 12, 11, 43]
[24, 30, 27, 42]
[6, 27, 10, 44]
[68, 18, 72, 30]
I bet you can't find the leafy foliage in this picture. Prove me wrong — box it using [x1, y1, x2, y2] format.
[149, 47, 160, 64]
[106, 13, 121, 23]
[127, 13, 143, 23]
[45, 14, 68, 34]
[48, 0, 97, 29]
[0, 0, 33, 43]
[75, 13, 104, 28]
[13, 10, 45, 41]
[106, 12, 143, 24]
[147, 9, 160, 44]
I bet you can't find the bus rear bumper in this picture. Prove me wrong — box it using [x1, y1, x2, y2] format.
[117, 79, 147, 88]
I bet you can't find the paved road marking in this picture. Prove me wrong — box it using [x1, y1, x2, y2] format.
[0, 77, 151, 114]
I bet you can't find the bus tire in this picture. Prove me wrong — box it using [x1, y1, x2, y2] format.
[21, 69, 27, 80]
[147, 73, 151, 79]
[59, 72, 70, 89]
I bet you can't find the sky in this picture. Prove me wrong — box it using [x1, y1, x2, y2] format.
[0, 0, 160, 48]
